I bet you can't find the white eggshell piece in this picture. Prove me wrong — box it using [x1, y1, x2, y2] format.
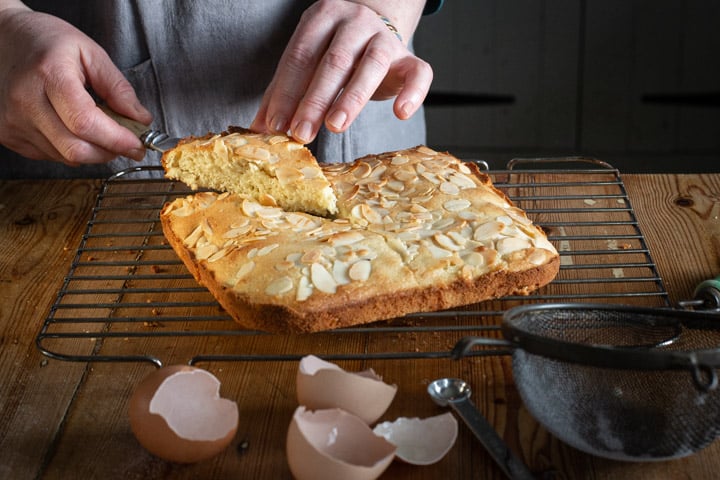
[296, 355, 397, 425]
[150, 369, 238, 441]
[128, 365, 239, 463]
[372, 412, 458, 465]
[287, 406, 397, 480]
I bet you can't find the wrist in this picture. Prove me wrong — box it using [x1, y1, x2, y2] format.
[345, 0, 426, 44]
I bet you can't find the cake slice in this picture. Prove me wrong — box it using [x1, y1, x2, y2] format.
[161, 127, 337, 217]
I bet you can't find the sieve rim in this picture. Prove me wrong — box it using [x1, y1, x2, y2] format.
[454, 303, 720, 391]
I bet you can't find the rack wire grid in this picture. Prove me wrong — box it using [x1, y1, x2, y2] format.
[36, 158, 669, 367]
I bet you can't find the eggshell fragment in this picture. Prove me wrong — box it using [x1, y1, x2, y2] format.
[372, 412, 458, 465]
[128, 365, 238, 463]
[296, 355, 397, 424]
[287, 406, 397, 480]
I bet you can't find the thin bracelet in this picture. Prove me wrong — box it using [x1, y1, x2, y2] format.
[377, 15, 402, 42]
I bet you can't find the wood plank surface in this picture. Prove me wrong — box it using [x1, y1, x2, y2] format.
[0, 179, 101, 479]
[1, 173, 719, 479]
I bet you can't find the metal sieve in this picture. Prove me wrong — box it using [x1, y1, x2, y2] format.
[452, 303, 720, 462]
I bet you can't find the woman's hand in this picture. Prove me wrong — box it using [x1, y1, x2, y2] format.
[251, 0, 432, 144]
[0, 4, 152, 165]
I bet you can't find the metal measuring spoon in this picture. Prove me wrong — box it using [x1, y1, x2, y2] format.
[428, 378, 536, 480]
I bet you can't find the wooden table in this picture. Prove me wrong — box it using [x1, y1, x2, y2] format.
[1, 172, 719, 480]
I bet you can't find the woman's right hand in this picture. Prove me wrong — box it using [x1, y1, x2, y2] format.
[0, 4, 152, 166]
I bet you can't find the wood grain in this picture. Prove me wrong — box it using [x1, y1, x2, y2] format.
[0, 179, 100, 479]
[2, 174, 720, 479]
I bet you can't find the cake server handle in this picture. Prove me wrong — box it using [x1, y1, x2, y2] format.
[99, 104, 179, 153]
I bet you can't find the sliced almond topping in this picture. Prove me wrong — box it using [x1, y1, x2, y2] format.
[223, 224, 252, 239]
[450, 172, 477, 189]
[447, 231, 469, 246]
[222, 134, 248, 148]
[497, 237, 532, 256]
[434, 233, 462, 251]
[265, 276, 293, 296]
[275, 166, 304, 185]
[301, 248, 324, 264]
[237, 144, 271, 161]
[296, 275, 313, 301]
[370, 164, 387, 179]
[416, 146, 437, 156]
[196, 243, 219, 260]
[386, 180, 406, 192]
[268, 135, 289, 145]
[348, 260, 372, 282]
[225, 261, 254, 287]
[420, 171, 441, 185]
[391, 154, 410, 165]
[458, 210, 480, 221]
[440, 181, 460, 195]
[393, 169, 418, 183]
[462, 251, 485, 267]
[443, 199, 471, 212]
[473, 221, 504, 241]
[183, 224, 204, 248]
[275, 260, 295, 271]
[311, 263, 337, 294]
[286, 252, 303, 264]
[458, 163, 473, 174]
[168, 204, 194, 217]
[256, 206, 283, 219]
[360, 204, 383, 224]
[301, 166, 321, 179]
[352, 161, 373, 179]
[327, 230, 365, 247]
[257, 243, 279, 256]
[207, 247, 228, 262]
[201, 218, 213, 237]
[242, 199, 263, 217]
[426, 243, 453, 259]
[527, 249, 549, 265]
[332, 260, 351, 285]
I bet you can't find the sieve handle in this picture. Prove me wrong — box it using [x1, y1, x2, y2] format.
[452, 336, 515, 359]
[449, 396, 536, 480]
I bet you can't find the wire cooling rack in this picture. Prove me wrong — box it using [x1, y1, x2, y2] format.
[36, 158, 669, 367]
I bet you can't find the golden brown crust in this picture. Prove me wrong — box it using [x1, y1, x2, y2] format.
[160, 145, 560, 333]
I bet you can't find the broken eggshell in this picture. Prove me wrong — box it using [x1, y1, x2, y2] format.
[296, 355, 397, 424]
[128, 365, 239, 463]
[287, 406, 397, 480]
[372, 412, 458, 465]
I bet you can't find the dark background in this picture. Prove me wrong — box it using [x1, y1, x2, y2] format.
[415, 0, 720, 172]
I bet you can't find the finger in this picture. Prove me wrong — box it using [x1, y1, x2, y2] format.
[84, 48, 153, 125]
[34, 88, 124, 165]
[2, 127, 65, 163]
[289, 29, 373, 142]
[258, 12, 335, 137]
[323, 34, 393, 133]
[44, 52, 147, 162]
[390, 57, 434, 120]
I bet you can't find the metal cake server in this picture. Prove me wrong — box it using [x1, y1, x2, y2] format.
[100, 104, 179, 153]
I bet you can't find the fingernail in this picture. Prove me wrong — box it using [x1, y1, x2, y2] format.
[129, 147, 146, 161]
[271, 115, 288, 133]
[327, 110, 347, 131]
[399, 101, 414, 119]
[292, 121, 313, 143]
[134, 101, 151, 118]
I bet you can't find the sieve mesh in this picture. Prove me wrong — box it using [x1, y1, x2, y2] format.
[514, 350, 720, 461]
[500, 304, 720, 461]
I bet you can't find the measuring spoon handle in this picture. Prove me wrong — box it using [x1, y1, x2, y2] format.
[450, 397, 536, 480]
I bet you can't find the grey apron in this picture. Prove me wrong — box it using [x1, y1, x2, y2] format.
[1, 0, 426, 178]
